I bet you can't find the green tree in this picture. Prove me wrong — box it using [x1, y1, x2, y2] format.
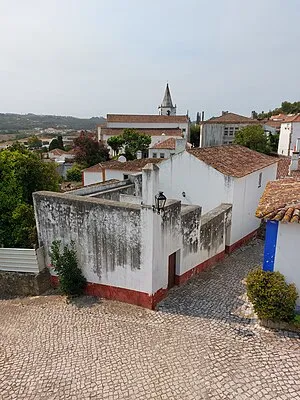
[74, 132, 109, 167]
[0, 144, 60, 248]
[234, 125, 269, 154]
[49, 138, 59, 151]
[268, 133, 280, 153]
[66, 164, 83, 182]
[27, 135, 42, 149]
[190, 124, 200, 147]
[107, 136, 125, 156]
[57, 135, 64, 150]
[120, 129, 151, 160]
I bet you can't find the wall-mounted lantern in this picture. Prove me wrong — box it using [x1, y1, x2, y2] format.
[152, 191, 167, 215]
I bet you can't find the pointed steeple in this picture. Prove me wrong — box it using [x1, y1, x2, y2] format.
[159, 83, 177, 116]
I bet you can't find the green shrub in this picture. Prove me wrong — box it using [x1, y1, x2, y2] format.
[246, 268, 298, 322]
[49, 240, 87, 297]
[66, 164, 83, 182]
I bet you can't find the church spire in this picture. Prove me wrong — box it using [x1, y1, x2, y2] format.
[159, 83, 177, 116]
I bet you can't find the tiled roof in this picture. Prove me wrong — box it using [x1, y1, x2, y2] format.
[83, 158, 163, 173]
[49, 149, 66, 156]
[100, 128, 183, 137]
[282, 114, 300, 123]
[188, 145, 278, 177]
[106, 114, 188, 123]
[204, 112, 258, 125]
[256, 179, 300, 222]
[151, 138, 176, 150]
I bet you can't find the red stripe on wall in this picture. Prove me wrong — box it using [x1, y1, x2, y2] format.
[225, 229, 258, 254]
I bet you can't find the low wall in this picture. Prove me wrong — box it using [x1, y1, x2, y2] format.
[91, 184, 135, 201]
[0, 247, 45, 273]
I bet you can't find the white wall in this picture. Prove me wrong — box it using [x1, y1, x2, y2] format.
[149, 148, 173, 159]
[107, 121, 188, 132]
[274, 223, 300, 306]
[83, 171, 102, 186]
[231, 164, 277, 245]
[278, 123, 291, 155]
[158, 151, 234, 213]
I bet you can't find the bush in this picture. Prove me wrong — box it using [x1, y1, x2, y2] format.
[66, 164, 83, 182]
[49, 241, 87, 297]
[246, 268, 298, 322]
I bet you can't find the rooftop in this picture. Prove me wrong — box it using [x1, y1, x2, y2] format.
[188, 145, 278, 178]
[106, 114, 188, 123]
[100, 128, 183, 137]
[256, 178, 300, 223]
[83, 158, 163, 173]
[151, 137, 176, 150]
[204, 112, 259, 125]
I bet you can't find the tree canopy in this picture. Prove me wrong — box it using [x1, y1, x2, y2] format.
[107, 136, 125, 156]
[257, 101, 300, 119]
[107, 129, 151, 160]
[27, 135, 42, 149]
[190, 124, 200, 147]
[74, 132, 109, 167]
[0, 144, 60, 248]
[234, 125, 270, 154]
[49, 135, 64, 151]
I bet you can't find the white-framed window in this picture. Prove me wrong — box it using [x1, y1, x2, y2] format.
[152, 153, 157, 158]
[258, 172, 262, 188]
[160, 153, 165, 158]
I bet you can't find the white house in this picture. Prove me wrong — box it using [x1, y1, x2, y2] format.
[200, 112, 260, 147]
[256, 178, 300, 306]
[82, 158, 163, 186]
[48, 148, 75, 162]
[148, 137, 189, 159]
[157, 145, 278, 252]
[277, 114, 300, 156]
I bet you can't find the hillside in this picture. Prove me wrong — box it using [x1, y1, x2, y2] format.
[0, 113, 106, 132]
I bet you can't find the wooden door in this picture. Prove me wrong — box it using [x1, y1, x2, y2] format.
[168, 252, 176, 289]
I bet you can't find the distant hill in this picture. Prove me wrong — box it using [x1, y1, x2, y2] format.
[0, 113, 106, 132]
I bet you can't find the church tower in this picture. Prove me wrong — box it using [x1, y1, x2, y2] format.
[158, 83, 176, 116]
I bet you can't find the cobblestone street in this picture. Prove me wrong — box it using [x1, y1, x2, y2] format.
[1, 240, 300, 399]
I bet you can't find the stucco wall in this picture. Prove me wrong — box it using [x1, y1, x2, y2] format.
[278, 123, 291, 156]
[231, 164, 277, 244]
[158, 151, 234, 213]
[91, 185, 135, 201]
[33, 192, 152, 294]
[202, 124, 224, 147]
[83, 171, 102, 186]
[274, 223, 300, 306]
[149, 148, 173, 159]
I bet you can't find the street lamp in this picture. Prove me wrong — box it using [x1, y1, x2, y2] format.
[153, 191, 167, 215]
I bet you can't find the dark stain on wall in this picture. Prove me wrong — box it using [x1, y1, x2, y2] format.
[181, 207, 201, 257]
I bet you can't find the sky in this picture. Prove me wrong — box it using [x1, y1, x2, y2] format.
[0, 0, 300, 120]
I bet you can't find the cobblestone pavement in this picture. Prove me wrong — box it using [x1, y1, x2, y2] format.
[1, 240, 300, 400]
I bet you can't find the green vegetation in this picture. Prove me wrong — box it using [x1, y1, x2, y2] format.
[50, 240, 87, 297]
[27, 135, 42, 149]
[246, 268, 298, 322]
[234, 125, 270, 154]
[190, 124, 200, 147]
[0, 144, 60, 248]
[0, 113, 105, 131]
[74, 132, 109, 167]
[49, 135, 64, 151]
[108, 129, 151, 160]
[257, 101, 300, 119]
[66, 164, 83, 182]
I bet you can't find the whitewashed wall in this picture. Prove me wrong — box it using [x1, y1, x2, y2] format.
[231, 164, 277, 245]
[274, 223, 300, 306]
[83, 171, 103, 186]
[158, 151, 234, 213]
[149, 148, 173, 159]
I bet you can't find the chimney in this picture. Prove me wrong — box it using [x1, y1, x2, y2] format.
[175, 138, 186, 154]
[222, 111, 228, 116]
[289, 151, 299, 173]
[136, 150, 142, 159]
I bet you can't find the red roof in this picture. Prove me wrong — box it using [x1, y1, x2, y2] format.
[106, 114, 188, 123]
[49, 149, 66, 156]
[188, 145, 278, 178]
[83, 158, 163, 173]
[151, 138, 176, 150]
[282, 114, 300, 123]
[204, 112, 258, 125]
[100, 128, 183, 137]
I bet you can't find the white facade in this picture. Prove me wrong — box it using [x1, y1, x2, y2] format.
[158, 151, 277, 246]
[83, 168, 138, 186]
[278, 122, 300, 156]
[274, 223, 300, 306]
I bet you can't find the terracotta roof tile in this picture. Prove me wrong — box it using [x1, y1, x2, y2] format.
[256, 178, 300, 222]
[107, 114, 188, 123]
[188, 145, 277, 177]
[100, 128, 183, 137]
[282, 114, 300, 123]
[49, 149, 66, 156]
[204, 112, 258, 125]
[151, 138, 176, 150]
[83, 158, 163, 173]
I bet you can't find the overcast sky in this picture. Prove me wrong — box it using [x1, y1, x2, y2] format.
[1, 0, 299, 120]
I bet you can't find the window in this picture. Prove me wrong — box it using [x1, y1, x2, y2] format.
[160, 153, 165, 158]
[258, 172, 262, 188]
[152, 153, 157, 158]
[182, 128, 186, 132]
[224, 127, 229, 136]
[123, 174, 129, 180]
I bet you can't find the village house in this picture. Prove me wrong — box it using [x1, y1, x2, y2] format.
[33, 163, 231, 309]
[148, 137, 190, 159]
[256, 178, 300, 306]
[82, 158, 163, 186]
[277, 114, 300, 156]
[157, 145, 278, 252]
[200, 112, 259, 147]
[98, 84, 190, 156]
